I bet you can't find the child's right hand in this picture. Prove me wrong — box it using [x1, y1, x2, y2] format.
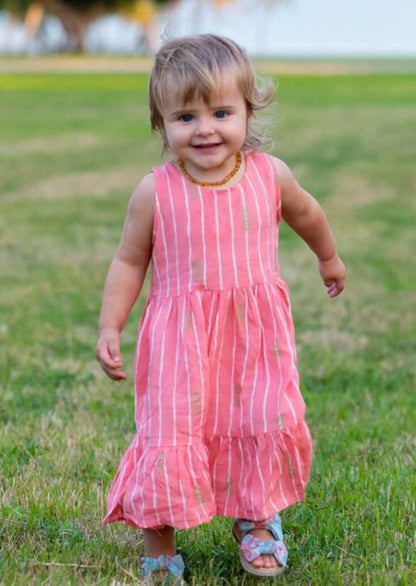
[95, 328, 127, 381]
[319, 254, 346, 298]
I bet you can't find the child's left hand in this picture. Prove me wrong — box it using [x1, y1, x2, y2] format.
[319, 255, 346, 298]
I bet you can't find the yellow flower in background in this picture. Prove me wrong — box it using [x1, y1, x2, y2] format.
[122, 0, 156, 26]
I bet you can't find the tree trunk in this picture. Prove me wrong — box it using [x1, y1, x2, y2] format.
[24, 3, 45, 39]
[39, 0, 104, 52]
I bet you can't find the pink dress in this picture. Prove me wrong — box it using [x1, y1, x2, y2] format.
[103, 151, 312, 529]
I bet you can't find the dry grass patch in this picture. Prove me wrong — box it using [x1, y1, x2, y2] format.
[329, 170, 395, 214]
[4, 165, 143, 202]
[0, 55, 381, 76]
[1, 132, 103, 156]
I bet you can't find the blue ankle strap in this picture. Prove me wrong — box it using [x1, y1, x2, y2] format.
[141, 554, 185, 582]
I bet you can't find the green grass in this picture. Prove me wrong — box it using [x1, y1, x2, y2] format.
[1, 69, 416, 585]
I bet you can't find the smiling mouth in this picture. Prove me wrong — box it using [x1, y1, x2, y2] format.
[192, 143, 222, 149]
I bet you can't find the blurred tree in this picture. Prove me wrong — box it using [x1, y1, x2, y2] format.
[0, 0, 288, 53]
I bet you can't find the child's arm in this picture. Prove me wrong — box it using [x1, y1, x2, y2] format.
[96, 173, 155, 380]
[274, 157, 346, 297]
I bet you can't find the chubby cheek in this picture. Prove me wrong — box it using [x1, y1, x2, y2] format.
[165, 134, 180, 155]
[165, 127, 190, 155]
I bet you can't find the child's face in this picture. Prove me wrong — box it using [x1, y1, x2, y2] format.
[161, 78, 248, 180]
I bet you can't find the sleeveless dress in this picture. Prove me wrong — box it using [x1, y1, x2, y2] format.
[103, 151, 312, 529]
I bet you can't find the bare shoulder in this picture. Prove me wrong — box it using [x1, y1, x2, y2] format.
[127, 172, 155, 216]
[268, 155, 297, 190]
[268, 155, 314, 221]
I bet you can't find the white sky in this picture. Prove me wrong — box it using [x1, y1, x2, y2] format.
[162, 0, 416, 56]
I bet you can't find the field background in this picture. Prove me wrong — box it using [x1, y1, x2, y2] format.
[1, 60, 416, 585]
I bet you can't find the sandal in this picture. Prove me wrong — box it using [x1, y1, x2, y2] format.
[140, 554, 185, 584]
[232, 513, 288, 577]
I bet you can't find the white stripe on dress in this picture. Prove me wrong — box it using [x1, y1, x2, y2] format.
[253, 155, 276, 276]
[213, 294, 228, 436]
[151, 254, 162, 295]
[150, 457, 163, 526]
[157, 297, 172, 446]
[198, 187, 208, 288]
[237, 438, 246, 515]
[227, 187, 239, 287]
[248, 286, 271, 434]
[179, 300, 193, 447]
[262, 284, 284, 428]
[223, 440, 233, 515]
[213, 192, 224, 290]
[245, 169, 268, 283]
[191, 292, 206, 436]
[160, 449, 175, 527]
[211, 436, 223, 510]
[226, 303, 237, 438]
[155, 192, 171, 298]
[289, 439, 304, 502]
[165, 168, 181, 295]
[238, 183, 253, 285]
[151, 194, 162, 295]
[238, 291, 250, 434]
[172, 302, 180, 446]
[266, 436, 281, 512]
[210, 295, 222, 368]
[145, 302, 165, 443]
[253, 439, 267, 516]
[248, 290, 261, 437]
[172, 301, 189, 524]
[134, 302, 152, 421]
[181, 175, 193, 293]
[207, 294, 217, 353]
[243, 436, 256, 517]
[186, 446, 204, 524]
[273, 299, 299, 426]
[270, 432, 290, 509]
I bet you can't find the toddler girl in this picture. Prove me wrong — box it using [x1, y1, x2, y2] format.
[96, 33, 346, 583]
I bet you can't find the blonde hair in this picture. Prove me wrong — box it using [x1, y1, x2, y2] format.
[148, 34, 275, 151]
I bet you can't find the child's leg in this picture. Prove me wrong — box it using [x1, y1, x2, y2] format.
[142, 526, 175, 557]
[141, 526, 186, 581]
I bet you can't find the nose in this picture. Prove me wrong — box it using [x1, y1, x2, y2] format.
[195, 116, 214, 136]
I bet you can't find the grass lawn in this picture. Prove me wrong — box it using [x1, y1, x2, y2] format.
[0, 67, 416, 585]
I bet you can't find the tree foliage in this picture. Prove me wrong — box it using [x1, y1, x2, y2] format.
[0, 0, 170, 16]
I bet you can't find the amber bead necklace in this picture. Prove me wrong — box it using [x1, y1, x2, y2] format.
[178, 152, 242, 187]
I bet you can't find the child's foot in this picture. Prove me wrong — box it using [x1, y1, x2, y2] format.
[245, 528, 282, 570]
[141, 554, 185, 584]
[232, 514, 288, 577]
